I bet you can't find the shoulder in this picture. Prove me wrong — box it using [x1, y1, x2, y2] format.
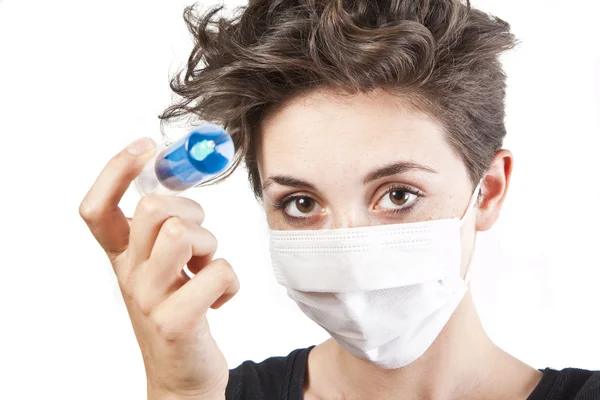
[529, 368, 600, 400]
[226, 347, 313, 400]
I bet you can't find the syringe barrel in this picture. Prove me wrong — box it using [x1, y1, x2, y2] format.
[134, 124, 234, 196]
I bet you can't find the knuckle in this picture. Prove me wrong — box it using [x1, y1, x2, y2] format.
[213, 259, 236, 286]
[117, 274, 135, 298]
[182, 197, 205, 222]
[203, 229, 219, 251]
[192, 202, 205, 223]
[134, 292, 153, 317]
[136, 194, 164, 217]
[152, 315, 183, 342]
[78, 200, 101, 224]
[162, 217, 186, 240]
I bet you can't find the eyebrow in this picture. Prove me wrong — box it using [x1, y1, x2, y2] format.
[362, 161, 437, 185]
[262, 161, 437, 192]
[262, 175, 317, 192]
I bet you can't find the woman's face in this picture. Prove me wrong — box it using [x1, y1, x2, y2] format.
[257, 88, 511, 274]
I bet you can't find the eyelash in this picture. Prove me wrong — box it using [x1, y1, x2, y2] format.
[272, 184, 424, 224]
[380, 184, 423, 216]
[272, 195, 316, 224]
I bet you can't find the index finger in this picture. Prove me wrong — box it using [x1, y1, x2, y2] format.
[79, 138, 156, 258]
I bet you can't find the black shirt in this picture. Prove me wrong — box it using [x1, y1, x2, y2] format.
[226, 347, 600, 399]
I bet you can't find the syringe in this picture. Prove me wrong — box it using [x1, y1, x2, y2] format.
[134, 124, 235, 196]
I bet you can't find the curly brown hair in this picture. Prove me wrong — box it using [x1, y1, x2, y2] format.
[159, 0, 518, 198]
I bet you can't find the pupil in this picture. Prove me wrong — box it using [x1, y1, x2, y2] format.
[390, 191, 408, 205]
[296, 197, 314, 213]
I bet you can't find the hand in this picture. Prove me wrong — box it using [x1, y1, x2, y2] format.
[79, 138, 239, 399]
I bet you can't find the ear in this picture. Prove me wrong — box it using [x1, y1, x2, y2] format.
[476, 149, 513, 232]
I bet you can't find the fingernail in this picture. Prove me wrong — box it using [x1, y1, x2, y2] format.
[126, 138, 155, 155]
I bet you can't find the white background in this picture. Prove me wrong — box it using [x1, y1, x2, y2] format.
[0, 0, 599, 398]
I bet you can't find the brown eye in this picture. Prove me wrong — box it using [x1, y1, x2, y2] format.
[283, 196, 321, 218]
[389, 190, 410, 205]
[295, 197, 315, 213]
[282, 195, 324, 220]
[376, 187, 419, 211]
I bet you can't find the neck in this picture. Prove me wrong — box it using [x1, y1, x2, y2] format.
[306, 291, 541, 400]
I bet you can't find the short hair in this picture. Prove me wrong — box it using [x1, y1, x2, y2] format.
[160, 0, 518, 198]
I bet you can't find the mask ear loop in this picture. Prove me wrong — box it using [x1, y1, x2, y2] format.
[459, 181, 483, 226]
[460, 181, 483, 284]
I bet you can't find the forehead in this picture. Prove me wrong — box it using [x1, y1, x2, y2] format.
[258, 89, 460, 180]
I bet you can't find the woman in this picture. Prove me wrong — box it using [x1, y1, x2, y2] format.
[79, 0, 599, 399]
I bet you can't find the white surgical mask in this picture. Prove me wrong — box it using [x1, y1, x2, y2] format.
[268, 183, 481, 369]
